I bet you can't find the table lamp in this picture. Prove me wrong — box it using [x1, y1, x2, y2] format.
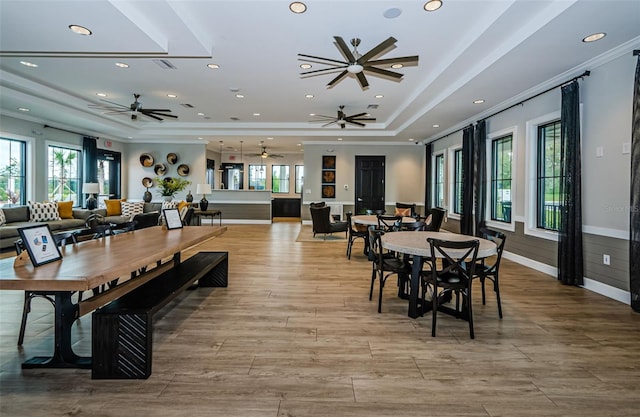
[83, 183, 100, 210]
[196, 183, 212, 211]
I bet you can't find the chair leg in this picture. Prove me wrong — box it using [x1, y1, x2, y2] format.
[369, 268, 376, 301]
[466, 289, 475, 339]
[431, 283, 438, 337]
[378, 275, 385, 313]
[493, 276, 503, 318]
[480, 276, 487, 305]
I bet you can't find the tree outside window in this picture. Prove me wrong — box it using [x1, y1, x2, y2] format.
[537, 121, 562, 230]
[48, 145, 81, 205]
[491, 135, 513, 223]
[0, 138, 25, 207]
[453, 149, 463, 214]
[249, 164, 266, 190]
[434, 154, 445, 207]
[295, 165, 304, 194]
[272, 165, 290, 194]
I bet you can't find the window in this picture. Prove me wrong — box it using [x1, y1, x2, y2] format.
[248, 164, 266, 190]
[453, 149, 463, 214]
[490, 135, 513, 223]
[47, 144, 81, 205]
[434, 153, 445, 208]
[272, 165, 290, 193]
[537, 120, 562, 231]
[295, 165, 304, 194]
[0, 138, 26, 206]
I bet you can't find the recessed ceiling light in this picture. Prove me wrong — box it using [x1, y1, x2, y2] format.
[20, 61, 38, 67]
[267, 137, 274, 140]
[96, 93, 107, 97]
[253, 113, 261, 116]
[115, 62, 129, 68]
[197, 112, 205, 116]
[300, 63, 312, 69]
[69, 24, 92, 35]
[383, 7, 402, 19]
[297, 143, 302, 146]
[289, 2, 307, 13]
[473, 99, 485, 104]
[375, 94, 384, 99]
[207, 63, 220, 69]
[337, 138, 343, 141]
[582, 32, 606, 43]
[433, 124, 440, 128]
[408, 138, 415, 142]
[235, 94, 244, 98]
[309, 113, 316, 116]
[197, 137, 203, 140]
[423, 0, 443, 12]
[167, 94, 177, 98]
[17, 107, 29, 112]
[305, 94, 314, 98]
[391, 63, 403, 69]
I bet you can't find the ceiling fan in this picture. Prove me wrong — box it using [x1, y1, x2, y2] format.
[310, 105, 376, 129]
[248, 141, 284, 159]
[89, 93, 178, 121]
[298, 36, 418, 89]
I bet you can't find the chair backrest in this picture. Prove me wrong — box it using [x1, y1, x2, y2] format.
[478, 227, 506, 272]
[427, 238, 480, 284]
[395, 202, 416, 217]
[310, 205, 332, 233]
[368, 226, 386, 266]
[425, 207, 446, 231]
[377, 215, 401, 232]
[132, 212, 160, 230]
[309, 201, 326, 208]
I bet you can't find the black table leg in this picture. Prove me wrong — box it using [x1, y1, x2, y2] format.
[407, 255, 426, 319]
[22, 291, 91, 369]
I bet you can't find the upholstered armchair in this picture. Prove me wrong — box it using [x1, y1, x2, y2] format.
[309, 205, 348, 239]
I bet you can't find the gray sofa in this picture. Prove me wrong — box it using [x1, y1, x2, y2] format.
[0, 202, 165, 250]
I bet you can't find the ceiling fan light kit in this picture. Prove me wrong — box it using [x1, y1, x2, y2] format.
[310, 105, 376, 129]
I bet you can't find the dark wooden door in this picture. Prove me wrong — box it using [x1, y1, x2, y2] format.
[355, 156, 385, 214]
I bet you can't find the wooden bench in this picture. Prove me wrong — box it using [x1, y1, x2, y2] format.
[91, 251, 228, 379]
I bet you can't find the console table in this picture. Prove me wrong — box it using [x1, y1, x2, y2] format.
[193, 209, 222, 226]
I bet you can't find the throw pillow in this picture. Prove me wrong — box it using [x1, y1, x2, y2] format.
[177, 200, 189, 213]
[57, 201, 74, 219]
[0, 209, 5, 226]
[179, 206, 189, 222]
[395, 207, 411, 217]
[105, 199, 123, 216]
[28, 201, 61, 222]
[121, 201, 145, 221]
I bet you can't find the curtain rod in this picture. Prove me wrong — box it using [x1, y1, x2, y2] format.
[44, 124, 98, 140]
[425, 70, 591, 145]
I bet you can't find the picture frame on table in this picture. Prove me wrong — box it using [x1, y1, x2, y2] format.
[17, 224, 63, 267]
[163, 208, 184, 230]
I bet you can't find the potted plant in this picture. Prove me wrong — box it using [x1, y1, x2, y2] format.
[154, 176, 191, 201]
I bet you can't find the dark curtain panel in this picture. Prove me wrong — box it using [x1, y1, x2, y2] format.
[631, 54, 640, 312]
[83, 136, 97, 183]
[557, 81, 584, 286]
[474, 120, 487, 236]
[460, 125, 475, 235]
[425, 143, 433, 213]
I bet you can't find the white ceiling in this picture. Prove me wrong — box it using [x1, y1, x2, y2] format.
[1, 0, 639, 155]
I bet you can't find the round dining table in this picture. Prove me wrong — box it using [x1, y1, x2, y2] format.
[381, 231, 497, 318]
[351, 215, 416, 226]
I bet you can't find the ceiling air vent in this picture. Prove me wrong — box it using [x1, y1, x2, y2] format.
[152, 59, 177, 69]
[367, 104, 379, 109]
[180, 103, 194, 108]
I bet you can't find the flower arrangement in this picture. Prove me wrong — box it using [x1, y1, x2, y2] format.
[154, 176, 191, 197]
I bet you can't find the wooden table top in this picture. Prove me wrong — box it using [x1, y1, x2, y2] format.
[0, 226, 226, 292]
[351, 215, 416, 226]
[381, 231, 496, 258]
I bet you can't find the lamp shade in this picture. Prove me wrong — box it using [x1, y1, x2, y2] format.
[82, 183, 100, 194]
[196, 183, 212, 195]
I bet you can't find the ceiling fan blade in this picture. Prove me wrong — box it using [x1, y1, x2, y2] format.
[141, 113, 163, 121]
[333, 36, 357, 62]
[327, 70, 349, 87]
[367, 55, 419, 66]
[322, 121, 338, 127]
[356, 72, 369, 89]
[347, 120, 366, 127]
[358, 36, 397, 63]
[350, 117, 376, 122]
[298, 53, 348, 66]
[98, 99, 130, 108]
[364, 66, 404, 79]
[300, 65, 348, 76]
[346, 112, 367, 118]
[147, 112, 178, 119]
[141, 108, 172, 112]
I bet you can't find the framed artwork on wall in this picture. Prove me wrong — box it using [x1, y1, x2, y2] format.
[321, 155, 336, 199]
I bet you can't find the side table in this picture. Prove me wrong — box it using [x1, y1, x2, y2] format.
[193, 210, 222, 226]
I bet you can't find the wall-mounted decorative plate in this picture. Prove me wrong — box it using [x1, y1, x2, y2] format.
[154, 163, 167, 175]
[142, 177, 153, 188]
[140, 153, 154, 167]
[177, 164, 190, 177]
[167, 153, 178, 165]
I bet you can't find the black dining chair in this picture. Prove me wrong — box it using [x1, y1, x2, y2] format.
[473, 227, 507, 318]
[377, 215, 402, 232]
[368, 227, 411, 313]
[15, 231, 78, 346]
[346, 211, 368, 259]
[424, 207, 446, 231]
[421, 237, 479, 339]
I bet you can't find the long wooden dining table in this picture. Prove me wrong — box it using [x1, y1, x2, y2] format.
[381, 231, 497, 318]
[0, 225, 226, 369]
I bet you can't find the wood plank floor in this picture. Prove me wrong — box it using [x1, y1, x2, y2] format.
[1, 222, 639, 417]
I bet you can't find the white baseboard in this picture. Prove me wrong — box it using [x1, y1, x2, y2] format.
[503, 251, 631, 305]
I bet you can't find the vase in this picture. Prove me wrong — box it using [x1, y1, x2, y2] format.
[186, 190, 193, 203]
[163, 195, 173, 202]
[143, 189, 152, 203]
